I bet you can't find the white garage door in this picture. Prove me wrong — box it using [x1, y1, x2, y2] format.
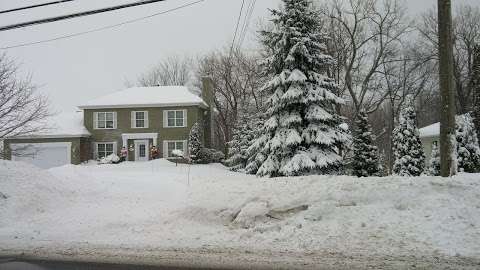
[11, 142, 72, 169]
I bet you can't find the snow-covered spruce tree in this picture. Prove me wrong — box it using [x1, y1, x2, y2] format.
[472, 45, 480, 143]
[427, 142, 441, 176]
[188, 122, 203, 163]
[352, 110, 380, 177]
[250, 0, 350, 177]
[392, 98, 425, 176]
[456, 113, 480, 173]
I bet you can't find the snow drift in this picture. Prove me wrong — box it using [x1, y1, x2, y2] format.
[0, 159, 479, 267]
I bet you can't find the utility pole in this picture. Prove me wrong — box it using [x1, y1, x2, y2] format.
[438, 0, 457, 177]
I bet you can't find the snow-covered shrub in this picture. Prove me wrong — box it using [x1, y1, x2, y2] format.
[249, 0, 350, 177]
[172, 149, 184, 158]
[456, 113, 480, 173]
[392, 98, 425, 176]
[427, 142, 441, 176]
[188, 122, 203, 163]
[196, 148, 225, 164]
[99, 153, 120, 164]
[352, 110, 380, 177]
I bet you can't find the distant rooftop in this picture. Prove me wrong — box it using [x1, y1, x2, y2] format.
[419, 122, 440, 138]
[78, 86, 208, 109]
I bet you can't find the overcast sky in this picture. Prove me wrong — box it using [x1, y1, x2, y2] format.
[0, 0, 478, 113]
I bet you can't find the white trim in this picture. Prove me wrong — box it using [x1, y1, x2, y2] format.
[94, 111, 116, 130]
[78, 102, 208, 110]
[164, 109, 187, 128]
[131, 111, 148, 129]
[163, 140, 187, 158]
[121, 133, 158, 147]
[94, 141, 117, 159]
[11, 142, 72, 164]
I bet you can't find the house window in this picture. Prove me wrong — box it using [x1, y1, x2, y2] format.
[132, 111, 148, 128]
[96, 112, 115, 129]
[96, 143, 115, 159]
[166, 110, 186, 127]
[166, 141, 185, 158]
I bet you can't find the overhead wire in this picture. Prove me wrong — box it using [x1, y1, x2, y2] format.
[0, 0, 75, 15]
[0, 0, 205, 50]
[0, 0, 169, 32]
[229, 0, 246, 57]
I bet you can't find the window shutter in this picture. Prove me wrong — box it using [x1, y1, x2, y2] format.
[163, 141, 168, 158]
[113, 142, 118, 154]
[163, 110, 168, 128]
[113, 112, 117, 129]
[144, 111, 149, 128]
[183, 109, 188, 127]
[93, 112, 98, 130]
[183, 140, 188, 156]
[131, 111, 135, 128]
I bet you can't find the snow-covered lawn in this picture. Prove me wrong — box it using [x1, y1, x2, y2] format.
[1, 159, 480, 269]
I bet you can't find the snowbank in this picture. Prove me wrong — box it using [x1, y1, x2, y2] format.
[1, 159, 479, 268]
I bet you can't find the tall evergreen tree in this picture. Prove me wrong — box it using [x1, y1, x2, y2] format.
[456, 113, 480, 173]
[392, 98, 426, 176]
[248, 0, 350, 177]
[352, 110, 380, 177]
[427, 142, 441, 176]
[472, 45, 480, 143]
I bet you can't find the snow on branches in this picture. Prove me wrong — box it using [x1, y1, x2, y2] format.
[248, 0, 350, 177]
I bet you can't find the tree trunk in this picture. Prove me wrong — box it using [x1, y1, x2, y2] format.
[438, 0, 457, 177]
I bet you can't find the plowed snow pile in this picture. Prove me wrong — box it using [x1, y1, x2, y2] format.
[1, 159, 479, 264]
[0, 161, 71, 227]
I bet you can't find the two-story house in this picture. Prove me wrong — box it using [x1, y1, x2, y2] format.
[3, 78, 215, 169]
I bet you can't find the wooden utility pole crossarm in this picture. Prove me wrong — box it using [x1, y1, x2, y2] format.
[437, 0, 457, 177]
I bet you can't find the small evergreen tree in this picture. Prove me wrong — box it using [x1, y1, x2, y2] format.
[351, 110, 380, 177]
[188, 122, 203, 163]
[226, 115, 257, 171]
[427, 142, 441, 176]
[392, 98, 426, 176]
[472, 45, 480, 143]
[456, 113, 480, 173]
[249, 0, 350, 177]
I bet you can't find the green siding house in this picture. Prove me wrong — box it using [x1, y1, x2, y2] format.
[3, 79, 215, 168]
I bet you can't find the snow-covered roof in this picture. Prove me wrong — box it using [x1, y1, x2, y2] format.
[419, 122, 440, 138]
[78, 86, 208, 109]
[12, 112, 91, 139]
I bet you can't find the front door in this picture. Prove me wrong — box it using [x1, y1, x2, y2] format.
[134, 140, 149, 161]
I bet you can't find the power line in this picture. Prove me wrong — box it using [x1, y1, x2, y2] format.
[229, 0, 245, 57]
[0, 0, 75, 15]
[0, 0, 168, 32]
[237, 0, 256, 50]
[0, 0, 205, 50]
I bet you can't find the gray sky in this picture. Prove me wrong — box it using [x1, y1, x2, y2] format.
[0, 0, 478, 113]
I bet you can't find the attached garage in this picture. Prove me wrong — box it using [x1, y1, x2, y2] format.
[3, 112, 92, 169]
[11, 142, 72, 169]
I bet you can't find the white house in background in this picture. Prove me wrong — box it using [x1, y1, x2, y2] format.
[419, 122, 440, 162]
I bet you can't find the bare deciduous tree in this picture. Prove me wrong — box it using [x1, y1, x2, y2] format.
[417, 5, 480, 113]
[196, 49, 265, 153]
[137, 55, 194, 87]
[321, 0, 412, 117]
[0, 54, 50, 141]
